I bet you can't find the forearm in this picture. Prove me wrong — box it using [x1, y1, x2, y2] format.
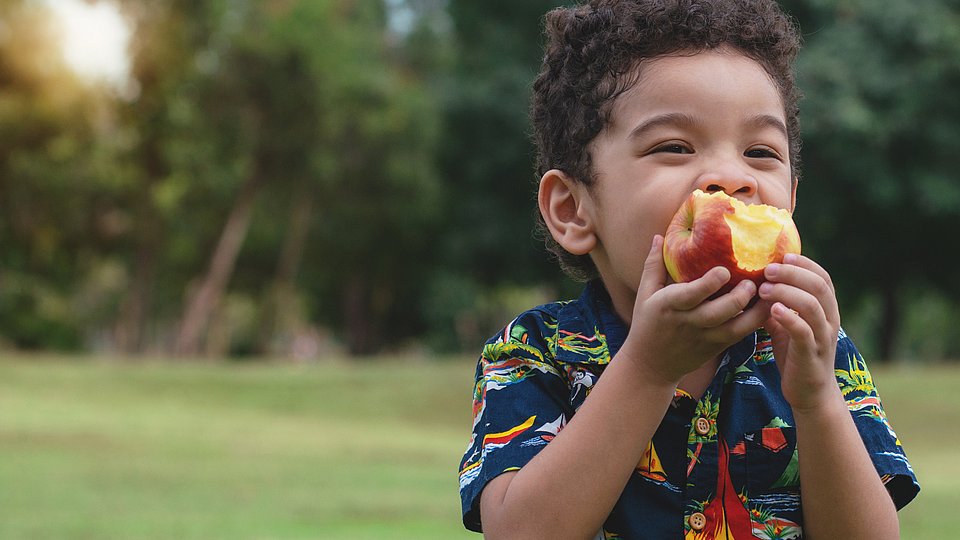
[481, 343, 678, 539]
[794, 388, 899, 540]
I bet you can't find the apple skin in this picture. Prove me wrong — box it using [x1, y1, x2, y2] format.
[662, 190, 801, 296]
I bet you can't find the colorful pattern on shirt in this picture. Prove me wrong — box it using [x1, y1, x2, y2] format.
[458, 281, 920, 538]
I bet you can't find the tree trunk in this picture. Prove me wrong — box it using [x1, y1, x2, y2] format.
[116, 122, 165, 356]
[343, 274, 375, 356]
[255, 180, 314, 356]
[175, 172, 263, 357]
[115, 242, 157, 354]
[877, 285, 901, 362]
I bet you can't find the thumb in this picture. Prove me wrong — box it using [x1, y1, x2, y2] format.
[638, 235, 667, 299]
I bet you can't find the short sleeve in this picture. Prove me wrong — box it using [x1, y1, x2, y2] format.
[458, 310, 572, 532]
[835, 329, 920, 510]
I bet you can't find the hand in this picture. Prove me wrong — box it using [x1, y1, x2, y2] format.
[758, 254, 842, 412]
[621, 235, 772, 385]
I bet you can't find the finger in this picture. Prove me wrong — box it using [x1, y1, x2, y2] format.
[769, 301, 816, 356]
[688, 279, 758, 328]
[666, 266, 732, 311]
[639, 235, 667, 299]
[716, 297, 772, 338]
[758, 281, 834, 347]
[762, 313, 790, 374]
[783, 254, 836, 297]
[764, 260, 840, 328]
[700, 297, 770, 344]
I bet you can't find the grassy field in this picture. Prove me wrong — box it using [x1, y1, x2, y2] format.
[0, 355, 950, 539]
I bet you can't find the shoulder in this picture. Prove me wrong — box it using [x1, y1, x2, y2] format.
[833, 328, 876, 393]
[487, 301, 566, 343]
[480, 300, 570, 363]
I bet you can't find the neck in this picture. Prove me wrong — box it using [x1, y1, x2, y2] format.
[678, 355, 722, 400]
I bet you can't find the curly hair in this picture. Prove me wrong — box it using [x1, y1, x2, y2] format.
[531, 0, 803, 282]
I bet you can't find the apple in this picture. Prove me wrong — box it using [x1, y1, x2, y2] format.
[662, 189, 801, 295]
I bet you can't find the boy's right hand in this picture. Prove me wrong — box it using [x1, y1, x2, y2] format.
[621, 235, 771, 385]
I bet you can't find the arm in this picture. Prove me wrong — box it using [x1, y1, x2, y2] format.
[759, 255, 899, 539]
[480, 237, 771, 539]
[479, 343, 679, 540]
[793, 390, 899, 539]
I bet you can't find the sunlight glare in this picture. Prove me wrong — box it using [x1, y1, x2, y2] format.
[43, 0, 130, 86]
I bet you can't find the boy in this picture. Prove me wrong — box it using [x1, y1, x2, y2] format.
[458, 0, 919, 539]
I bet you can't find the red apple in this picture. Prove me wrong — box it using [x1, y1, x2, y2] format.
[662, 189, 801, 295]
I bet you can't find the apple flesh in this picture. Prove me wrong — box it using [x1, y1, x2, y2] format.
[662, 189, 801, 296]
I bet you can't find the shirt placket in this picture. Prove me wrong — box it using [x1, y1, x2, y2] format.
[684, 397, 717, 536]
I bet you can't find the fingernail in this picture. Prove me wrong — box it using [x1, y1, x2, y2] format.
[765, 263, 780, 277]
[782, 253, 798, 264]
[759, 282, 774, 296]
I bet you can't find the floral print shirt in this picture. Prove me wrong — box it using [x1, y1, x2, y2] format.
[459, 280, 919, 539]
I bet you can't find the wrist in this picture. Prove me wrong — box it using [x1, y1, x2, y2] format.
[789, 384, 848, 421]
[614, 339, 682, 391]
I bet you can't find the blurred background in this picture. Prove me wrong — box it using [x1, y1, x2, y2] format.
[0, 0, 958, 538]
[2, 0, 960, 361]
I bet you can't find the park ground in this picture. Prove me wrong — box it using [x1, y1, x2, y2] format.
[0, 354, 950, 539]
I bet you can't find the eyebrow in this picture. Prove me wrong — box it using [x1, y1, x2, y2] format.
[747, 114, 789, 141]
[626, 112, 789, 142]
[627, 112, 701, 141]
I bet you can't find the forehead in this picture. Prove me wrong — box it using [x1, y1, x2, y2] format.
[605, 47, 786, 133]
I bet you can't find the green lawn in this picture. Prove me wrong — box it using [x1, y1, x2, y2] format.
[0, 355, 948, 539]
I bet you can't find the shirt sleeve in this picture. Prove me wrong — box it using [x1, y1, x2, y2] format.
[458, 310, 573, 532]
[835, 329, 920, 510]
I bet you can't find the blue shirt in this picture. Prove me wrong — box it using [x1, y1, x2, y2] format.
[459, 280, 919, 538]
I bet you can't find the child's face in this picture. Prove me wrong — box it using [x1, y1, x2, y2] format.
[584, 47, 796, 319]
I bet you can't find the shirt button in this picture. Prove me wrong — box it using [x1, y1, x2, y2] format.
[689, 511, 707, 531]
[694, 416, 711, 436]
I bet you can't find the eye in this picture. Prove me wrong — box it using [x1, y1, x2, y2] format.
[745, 147, 782, 160]
[651, 142, 693, 154]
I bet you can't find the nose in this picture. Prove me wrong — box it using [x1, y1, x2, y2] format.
[694, 162, 758, 202]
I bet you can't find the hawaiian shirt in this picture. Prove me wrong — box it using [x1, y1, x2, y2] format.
[459, 280, 919, 539]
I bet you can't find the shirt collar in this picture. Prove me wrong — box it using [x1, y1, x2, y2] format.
[555, 279, 757, 369]
[553, 280, 626, 365]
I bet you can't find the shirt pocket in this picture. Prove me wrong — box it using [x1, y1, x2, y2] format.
[744, 426, 804, 539]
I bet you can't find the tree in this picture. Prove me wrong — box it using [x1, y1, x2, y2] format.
[111, 1, 201, 354]
[101, 0, 443, 357]
[782, 0, 960, 359]
[422, 0, 578, 351]
[296, 0, 444, 355]
[0, 0, 110, 349]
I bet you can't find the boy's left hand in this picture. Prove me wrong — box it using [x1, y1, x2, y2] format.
[758, 254, 842, 412]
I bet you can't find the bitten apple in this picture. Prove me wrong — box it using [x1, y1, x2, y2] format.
[662, 189, 801, 295]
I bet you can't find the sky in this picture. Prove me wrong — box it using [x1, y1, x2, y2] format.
[42, 0, 131, 86]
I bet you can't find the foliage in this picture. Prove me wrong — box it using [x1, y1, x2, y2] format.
[783, 0, 960, 359]
[0, 1, 116, 350]
[425, 0, 583, 351]
[0, 0, 959, 358]
[2, 0, 443, 356]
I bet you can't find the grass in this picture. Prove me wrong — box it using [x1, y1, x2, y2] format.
[0, 355, 950, 539]
[868, 364, 957, 538]
[0, 355, 476, 540]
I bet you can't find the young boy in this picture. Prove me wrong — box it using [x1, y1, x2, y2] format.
[458, 0, 919, 538]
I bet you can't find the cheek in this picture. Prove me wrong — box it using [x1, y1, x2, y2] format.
[653, 202, 683, 237]
[760, 180, 795, 211]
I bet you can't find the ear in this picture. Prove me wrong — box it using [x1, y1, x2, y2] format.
[538, 169, 597, 256]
